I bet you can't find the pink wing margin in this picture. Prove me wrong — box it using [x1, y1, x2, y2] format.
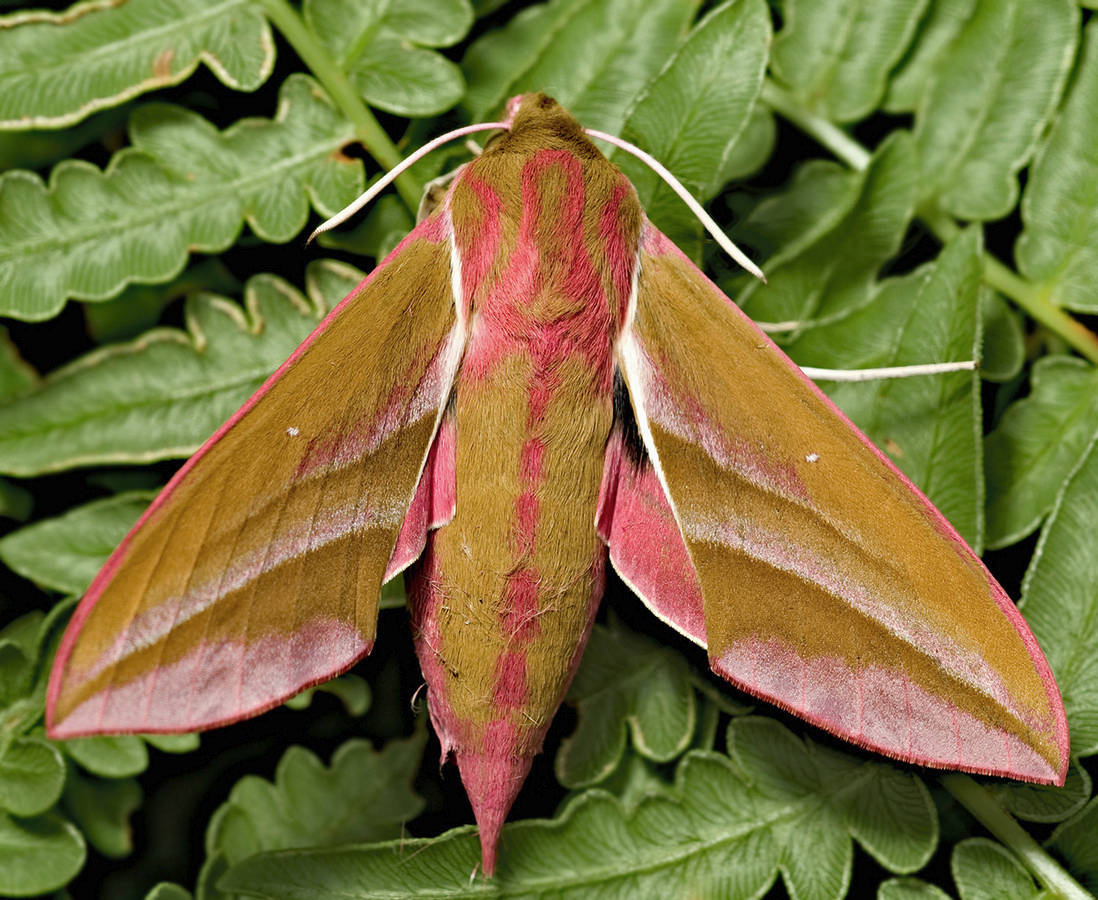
[48, 212, 465, 738]
[600, 222, 1068, 785]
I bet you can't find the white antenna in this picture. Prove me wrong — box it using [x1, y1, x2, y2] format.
[586, 129, 766, 283]
[801, 361, 978, 382]
[754, 320, 802, 334]
[309, 117, 767, 287]
[309, 122, 506, 241]
[753, 322, 979, 378]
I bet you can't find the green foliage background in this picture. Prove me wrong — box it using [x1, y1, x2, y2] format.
[0, 0, 1097, 897]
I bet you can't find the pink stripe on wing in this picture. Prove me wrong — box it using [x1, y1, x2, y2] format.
[51, 619, 371, 736]
[715, 639, 1059, 783]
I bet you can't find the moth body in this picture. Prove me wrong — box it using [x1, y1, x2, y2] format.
[407, 101, 643, 867]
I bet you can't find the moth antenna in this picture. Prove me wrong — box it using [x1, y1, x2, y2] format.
[755, 317, 978, 378]
[754, 319, 802, 334]
[801, 361, 978, 382]
[759, 321, 978, 380]
[586, 128, 767, 283]
[309, 121, 506, 241]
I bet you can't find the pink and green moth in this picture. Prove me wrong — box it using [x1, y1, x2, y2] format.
[47, 93, 1069, 875]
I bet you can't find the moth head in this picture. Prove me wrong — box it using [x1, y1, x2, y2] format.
[486, 93, 600, 160]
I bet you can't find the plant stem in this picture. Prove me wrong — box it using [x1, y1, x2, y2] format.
[759, 80, 1098, 364]
[941, 774, 1093, 900]
[761, 80, 870, 171]
[916, 202, 1098, 365]
[255, 0, 422, 212]
[982, 255, 1098, 365]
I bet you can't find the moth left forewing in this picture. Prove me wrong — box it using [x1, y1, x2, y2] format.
[48, 214, 465, 738]
[613, 221, 1068, 785]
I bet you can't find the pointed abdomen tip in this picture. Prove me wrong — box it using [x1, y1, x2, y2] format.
[455, 750, 535, 876]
